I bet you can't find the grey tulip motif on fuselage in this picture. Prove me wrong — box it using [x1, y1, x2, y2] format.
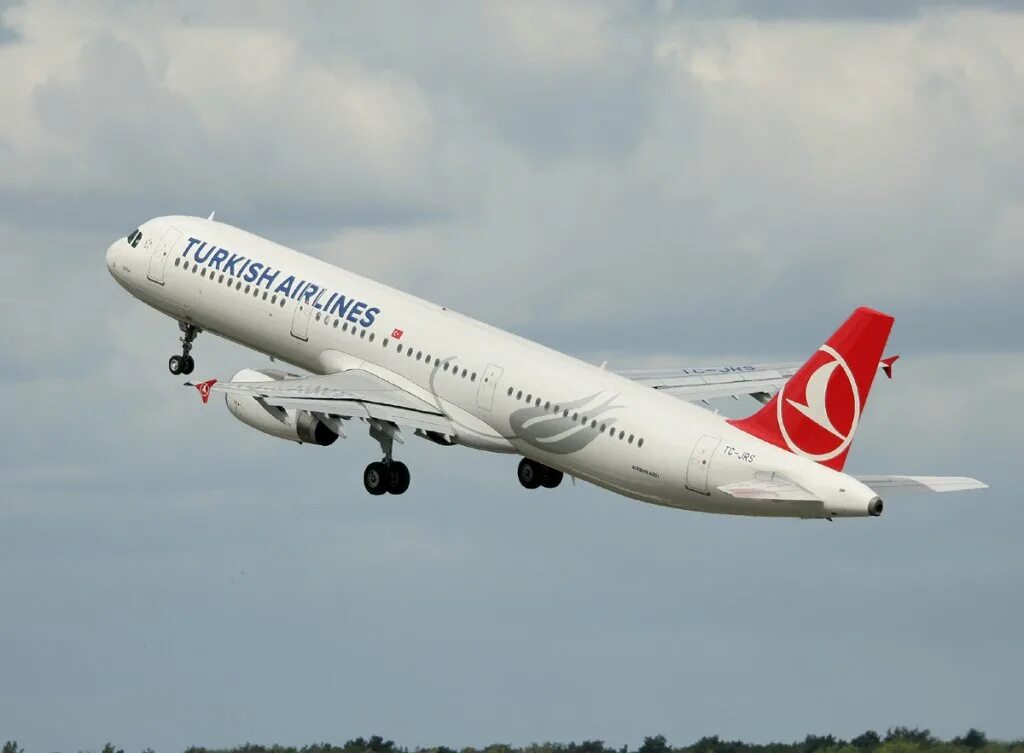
[510, 392, 624, 455]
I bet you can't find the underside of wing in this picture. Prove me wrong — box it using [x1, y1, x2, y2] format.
[191, 369, 455, 436]
[853, 475, 989, 494]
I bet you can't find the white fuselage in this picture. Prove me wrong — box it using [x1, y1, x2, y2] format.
[106, 215, 881, 518]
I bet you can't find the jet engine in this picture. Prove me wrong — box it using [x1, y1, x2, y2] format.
[224, 368, 338, 446]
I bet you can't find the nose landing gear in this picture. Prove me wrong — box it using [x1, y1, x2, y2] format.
[168, 323, 200, 376]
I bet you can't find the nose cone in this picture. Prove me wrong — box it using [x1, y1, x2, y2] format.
[105, 239, 120, 274]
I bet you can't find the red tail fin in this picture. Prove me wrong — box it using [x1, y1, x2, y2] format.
[728, 307, 894, 471]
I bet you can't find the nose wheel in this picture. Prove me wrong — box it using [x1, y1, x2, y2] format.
[168, 323, 200, 375]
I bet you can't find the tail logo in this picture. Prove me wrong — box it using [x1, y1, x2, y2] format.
[776, 344, 861, 462]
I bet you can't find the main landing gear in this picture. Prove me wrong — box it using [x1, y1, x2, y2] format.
[168, 322, 200, 376]
[517, 458, 563, 490]
[363, 420, 411, 495]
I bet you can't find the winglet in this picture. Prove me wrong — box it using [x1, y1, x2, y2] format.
[187, 379, 218, 404]
[881, 355, 900, 379]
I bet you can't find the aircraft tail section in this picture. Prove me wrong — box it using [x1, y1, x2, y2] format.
[727, 307, 894, 471]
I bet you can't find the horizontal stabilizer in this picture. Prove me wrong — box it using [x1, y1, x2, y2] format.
[854, 475, 988, 494]
[719, 473, 819, 501]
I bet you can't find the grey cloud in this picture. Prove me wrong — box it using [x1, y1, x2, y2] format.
[657, 0, 1024, 21]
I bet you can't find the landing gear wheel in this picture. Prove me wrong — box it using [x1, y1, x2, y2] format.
[541, 468, 564, 489]
[518, 458, 542, 489]
[168, 355, 186, 375]
[363, 462, 389, 496]
[388, 461, 411, 495]
[182, 355, 196, 375]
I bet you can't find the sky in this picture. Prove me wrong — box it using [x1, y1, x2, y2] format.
[1, 1, 1023, 751]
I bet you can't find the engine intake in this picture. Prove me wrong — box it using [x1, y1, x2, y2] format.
[224, 368, 338, 446]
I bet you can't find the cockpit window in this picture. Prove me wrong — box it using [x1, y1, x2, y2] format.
[127, 229, 143, 248]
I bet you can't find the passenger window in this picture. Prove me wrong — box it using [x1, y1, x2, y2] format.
[315, 313, 321, 322]
[369, 333, 375, 342]
[517, 391, 523, 400]
[628, 434, 634, 444]
[174, 258, 180, 267]
[360, 330, 366, 339]
[526, 394, 532, 402]
[507, 387, 513, 396]
[416, 350, 422, 359]
[638, 438, 645, 448]
[590, 420, 597, 428]
[383, 338, 389, 347]
[333, 320, 339, 328]
[183, 262, 190, 271]
[271, 295, 277, 304]
[426, 355, 432, 365]
[262, 292, 268, 301]
[471, 373, 476, 381]
[535, 397, 540, 407]
[462, 369, 468, 378]
[245, 284, 250, 293]
[397, 344, 403, 353]
[619, 430, 625, 440]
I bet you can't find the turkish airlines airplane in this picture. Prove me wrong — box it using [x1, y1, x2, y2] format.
[106, 216, 986, 519]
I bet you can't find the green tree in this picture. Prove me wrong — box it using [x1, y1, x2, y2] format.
[852, 733, 881, 749]
[2, 742, 24, 753]
[953, 731, 987, 751]
[639, 737, 671, 753]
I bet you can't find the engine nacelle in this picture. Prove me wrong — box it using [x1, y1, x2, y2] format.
[225, 368, 338, 446]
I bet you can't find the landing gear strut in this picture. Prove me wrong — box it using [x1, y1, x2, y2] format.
[168, 322, 199, 376]
[363, 420, 411, 495]
[518, 458, 563, 490]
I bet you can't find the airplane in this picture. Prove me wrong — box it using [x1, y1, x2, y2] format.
[106, 216, 986, 519]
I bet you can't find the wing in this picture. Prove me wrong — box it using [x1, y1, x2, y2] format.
[617, 362, 801, 403]
[853, 475, 989, 494]
[189, 370, 455, 436]
[619, 356, 899, 404]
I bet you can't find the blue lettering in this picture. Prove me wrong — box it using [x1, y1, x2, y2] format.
[183, 237, 201, 258]
[359, 306, 380, 328]
[347, 301, 367, 324]
[292, 281, 307, 300]
[243, 262, 263, 283]
[312, 288, 328, 309]
[257, 266, 280, 289]
[193, 242, 214, 264]
[210, 248, 230, 270]
[330, 294, 354, 318]
[275, 275, 296, 297]
[321, 292, 338, 311]
[223, 253, 245, 275]
[301, 284, 318, 303]
[238, 260, 252, 279]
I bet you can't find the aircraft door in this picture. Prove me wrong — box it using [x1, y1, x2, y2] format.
[685, 434, 721, 495]
[147, 228, 183, 284]
[290, 301, 313, 341]
[476, 364, 504, 411]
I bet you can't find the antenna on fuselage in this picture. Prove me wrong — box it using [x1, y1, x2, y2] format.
[207, 210, 216, 221]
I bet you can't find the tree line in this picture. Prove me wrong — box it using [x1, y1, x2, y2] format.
[4, 729, 1022, 753]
